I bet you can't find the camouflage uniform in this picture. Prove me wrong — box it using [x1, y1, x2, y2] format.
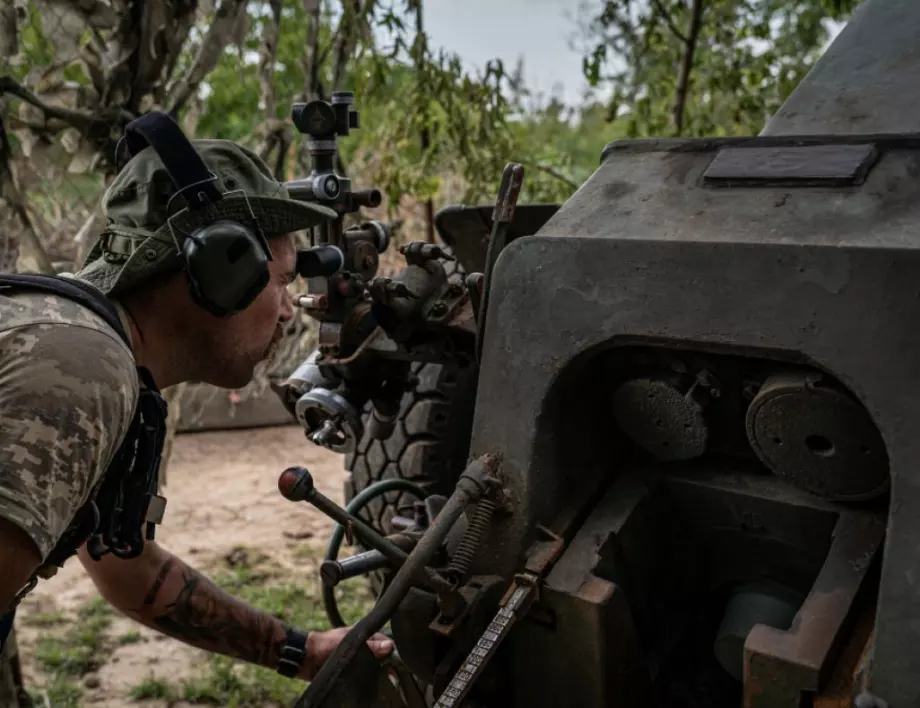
[0, 138, 335, 705]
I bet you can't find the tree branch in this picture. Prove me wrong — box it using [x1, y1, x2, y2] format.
[331, 0, 359, 92]
[0, 76, 131, 133]
[157, 0, 200, 105]
[167, 0, 248, 116]
[330, 0, 377, 92]
[672, 0, 705, 136]
[301, 0, 322, 101]
[650, 0, 687, 43]
[410, 0, 435, 243]
[0, 115, 54, 274]
[258, 0, 282, 120]
[296, 0, 323, 174]
[0, 0, 18, 57]
[521, 159, 578, 190]
[256, 0, 284, 175]
[273, 126, 291, 179]
[46, 0, 119, 30]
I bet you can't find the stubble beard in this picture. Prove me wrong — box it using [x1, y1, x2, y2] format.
[263, 326, 284, 363]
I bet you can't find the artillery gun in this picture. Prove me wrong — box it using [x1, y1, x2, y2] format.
[272, 0, 920, 704]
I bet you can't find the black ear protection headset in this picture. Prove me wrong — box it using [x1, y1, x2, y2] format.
[116, 111, 274, 318]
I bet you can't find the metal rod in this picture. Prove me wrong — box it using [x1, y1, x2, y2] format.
[278, 466, 410, 566]
[321, 550, 389, 587]
[476, 163, 525, 362]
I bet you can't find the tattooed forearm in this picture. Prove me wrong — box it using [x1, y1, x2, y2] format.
[130, 556, 289, 669]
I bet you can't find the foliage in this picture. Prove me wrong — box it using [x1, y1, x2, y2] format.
[579, 0, 858, 138]
[34, 597, 111, 677]
[24, 596, 114, 707]
[192, 0, 586, 206]
[2, 0, 593, 262]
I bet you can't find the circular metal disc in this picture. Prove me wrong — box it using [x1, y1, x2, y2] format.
[745, 373, 890, 501]
[295, 388, 363, 453]
[612, 377, 708, 462]
[351, 240, 379, 281]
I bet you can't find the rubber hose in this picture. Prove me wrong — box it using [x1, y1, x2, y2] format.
[323, 478, 428, 627]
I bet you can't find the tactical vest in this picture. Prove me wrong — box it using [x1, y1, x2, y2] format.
[0, 273, 168, 652]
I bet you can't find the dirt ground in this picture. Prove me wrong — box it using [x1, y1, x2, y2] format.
[14, 424, 363, 708]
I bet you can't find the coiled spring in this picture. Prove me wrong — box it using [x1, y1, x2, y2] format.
[448, 496, 498, 582]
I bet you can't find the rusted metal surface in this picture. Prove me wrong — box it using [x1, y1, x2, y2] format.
[429, 478, 603, 706]
[744, 511, 885, 707]
[813, 593, 877, 708]
[445, 297, 477, 332]
[428, 583, 485, 637]
[544, 470, 649, 596]
[522, 525, 565, 577]
[491, 163, 525, 225]
[510, 562, 654, 707]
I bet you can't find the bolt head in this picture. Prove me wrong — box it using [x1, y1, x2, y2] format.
[320, 560, 342, 586]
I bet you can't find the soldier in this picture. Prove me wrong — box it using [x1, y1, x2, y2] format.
[0, 128, 392, 704]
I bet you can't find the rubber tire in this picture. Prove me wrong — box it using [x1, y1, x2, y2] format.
[344, 360, 478, 526]
[342, 249, 478, 593]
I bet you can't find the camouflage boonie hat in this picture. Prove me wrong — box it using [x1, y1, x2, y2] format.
[77, 139, 337, 296]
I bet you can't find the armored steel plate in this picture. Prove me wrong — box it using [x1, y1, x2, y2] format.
[745, 372, 890, 501]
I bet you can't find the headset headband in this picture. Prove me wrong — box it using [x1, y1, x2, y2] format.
[118, 111, 223, 211]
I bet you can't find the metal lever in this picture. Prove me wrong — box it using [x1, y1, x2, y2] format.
[476, 163, 525, 362]
[321, 550, 389, 587]
[278, 467, 453, 593]
[279, 467, 409, 566]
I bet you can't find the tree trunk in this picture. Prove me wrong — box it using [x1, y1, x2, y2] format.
[0, 114, 51, 274]
[412, 0, 435, 243]
[671, 0, 706, 136]
[0, 0, 17, 58]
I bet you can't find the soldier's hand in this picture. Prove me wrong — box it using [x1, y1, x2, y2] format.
[299, 626, 394, 680]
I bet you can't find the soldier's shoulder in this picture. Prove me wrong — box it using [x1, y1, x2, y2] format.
[0, 286, 128, 344]
[0, 287, 138, 403]
[0, 285, 140, 559]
